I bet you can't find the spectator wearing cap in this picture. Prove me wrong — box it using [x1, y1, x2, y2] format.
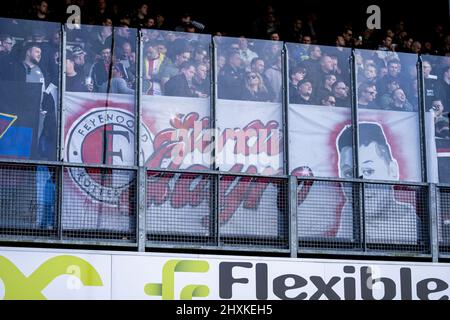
[70, 46, 88, 81]
[292, 79, 314, 105]
[66, 57, 91, 93]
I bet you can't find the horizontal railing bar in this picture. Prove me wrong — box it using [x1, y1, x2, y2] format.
[0, 158, 139, 171]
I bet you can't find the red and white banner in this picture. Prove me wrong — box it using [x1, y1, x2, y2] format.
[63, 92, 136, 231]
[288, 104, 438, 242]
[142, 97, 283, 237]
[63, 93, 284, 236]
[288, 104, 423, 181]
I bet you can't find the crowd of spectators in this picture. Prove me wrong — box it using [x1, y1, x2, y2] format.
[0, 0, 448, 134]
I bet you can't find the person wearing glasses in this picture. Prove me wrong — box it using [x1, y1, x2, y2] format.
[320, 94, 336, 106]
[241, 71, 271, 102]
[332, 81, 350, 107]
[357, 82, 378, 109]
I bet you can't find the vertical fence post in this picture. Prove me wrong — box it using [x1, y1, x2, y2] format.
[58, 24, 66, 162]
[214, 173, 220, 247]
[282, 43, 289, 175]
[289, 175, 298, 258]
[136, 29, 146, 252]
[210, 38, 219, 247]
[417, 55, 428, 183]
[137, 167, 147, 252]
[56, 25, 67, 240]
[136, 29, 143, 167]
[350, 50, 364, 251]
[429, 183, 439, 261]
[349, 49, 360, 179]
[57, 165, 64, 240]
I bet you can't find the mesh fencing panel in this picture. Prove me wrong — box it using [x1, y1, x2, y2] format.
[219, 175, 289, 249]
[62, 167, 137, 243]
[298, 180, 360, 251]
[438, 187, 450, 253]
[146, 171, 215, 246]
[0, 164, 58, 239]
[364, 183, 429, 254]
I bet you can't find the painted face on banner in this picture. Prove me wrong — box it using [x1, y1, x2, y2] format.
[359, 142, 397, 181]
[339, 142, 398, 180]
[339, 139, 399, 213]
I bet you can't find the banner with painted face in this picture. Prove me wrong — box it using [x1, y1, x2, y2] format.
[289, 103, 437, 244]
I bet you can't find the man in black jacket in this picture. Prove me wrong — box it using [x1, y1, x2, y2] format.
[164, 62, 197, 97]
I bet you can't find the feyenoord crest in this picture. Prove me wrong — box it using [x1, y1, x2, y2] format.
[66, 107, 153, 205]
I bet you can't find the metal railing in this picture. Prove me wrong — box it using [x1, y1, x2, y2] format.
[1, 162, 449, 260]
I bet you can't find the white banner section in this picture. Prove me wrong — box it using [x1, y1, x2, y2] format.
[1, 247, 450, 300]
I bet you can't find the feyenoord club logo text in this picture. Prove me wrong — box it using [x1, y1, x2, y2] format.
[66, 107, 152, 205]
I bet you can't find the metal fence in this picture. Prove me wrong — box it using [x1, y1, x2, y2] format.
[438, 186, 450, 256]
[296, 178, 430, 256]
[0, 162, 446, 260]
